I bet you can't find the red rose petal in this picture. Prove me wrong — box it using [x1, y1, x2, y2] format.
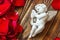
[0, 18, 9, 35]
[7, 12, 18, 21]
[14, 24, 23, 33]
[12, 20, 17, 30]
[14, 0, 25, 6]
[51, 0, 60, 10]
[54, 37, 60, 40]
[17, 24, 23, 33]
[0, 0, 11, 16]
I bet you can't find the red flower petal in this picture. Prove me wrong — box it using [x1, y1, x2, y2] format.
[51, 0, 60, 10]
[0, 35, 6, 40]
[14, 0, 25, 6]
[14, 24, 23, 33]
[7, 12, 18, 21]
[7, 24, 23, 39]
[0, 0, 11, 16]
[54, 37, 60, 40]
[12, 20, 17, 30]
[0, 18, 9, 35]
[17, 24, 23, 33]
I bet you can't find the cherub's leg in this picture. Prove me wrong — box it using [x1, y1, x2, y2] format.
[29, 25, 37, 38]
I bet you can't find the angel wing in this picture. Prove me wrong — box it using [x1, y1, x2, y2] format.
[47, 11, 57, 21]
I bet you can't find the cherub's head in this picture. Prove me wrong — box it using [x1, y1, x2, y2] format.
[0, 0, 13, 16]
[35, 4, 47, 13]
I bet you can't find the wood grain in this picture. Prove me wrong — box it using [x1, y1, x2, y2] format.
[26, 0, 54, 40]
[20, 0, 32, 22]
[20, 0, 43, 28]
[16, 0, 60, 40]
[21, 0, 43, 39]
[44, 11, 60, 40]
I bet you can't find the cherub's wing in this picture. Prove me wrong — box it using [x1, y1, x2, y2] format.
[47, 11, 57, 21]
[31, 10, 37, 18]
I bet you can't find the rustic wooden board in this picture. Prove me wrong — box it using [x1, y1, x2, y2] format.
[44, 11, 60, 40]
[17, 0, 60, 40]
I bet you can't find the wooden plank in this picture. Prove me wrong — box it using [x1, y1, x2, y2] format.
[44, 11, 60, 40]
[27, 0, 54, 40]
[21, 0, 54, 40]
[21, 0, 43, 40]
[20, 2, 35, 28]
[20, 0, 43, 28]
[16, 0, 60, 40]
[20, 0, 32, 22]
[22, 19, 32, 40]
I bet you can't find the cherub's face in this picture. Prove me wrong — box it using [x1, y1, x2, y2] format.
[35, 4, 47, 13]
[0, 0, 13, 16]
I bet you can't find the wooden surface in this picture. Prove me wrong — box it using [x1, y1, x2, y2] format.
[16, 0, 60, 40]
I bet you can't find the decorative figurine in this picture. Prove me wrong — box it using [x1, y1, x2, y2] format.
[29, 4, 57, 38]
[0, 0, 25, 40]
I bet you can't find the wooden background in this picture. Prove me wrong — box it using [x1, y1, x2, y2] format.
[16, 0, 60, 40]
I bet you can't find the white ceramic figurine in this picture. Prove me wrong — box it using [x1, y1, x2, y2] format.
[29, 3, 57, 38]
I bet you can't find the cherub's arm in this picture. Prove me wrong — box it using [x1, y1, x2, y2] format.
[36, 12, 48, 19]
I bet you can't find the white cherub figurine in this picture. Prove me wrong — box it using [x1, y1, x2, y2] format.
[29, 3, 57, 38]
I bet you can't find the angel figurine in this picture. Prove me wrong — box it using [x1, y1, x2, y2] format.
[29, 4, 57, 38]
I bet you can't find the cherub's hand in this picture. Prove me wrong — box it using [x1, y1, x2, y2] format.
[31, 10, 37, 18]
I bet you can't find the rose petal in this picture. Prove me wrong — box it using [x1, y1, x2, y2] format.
[14, 0, 25, 6]
[51, 0, 60, 10]
[54, 37, 60, 40]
